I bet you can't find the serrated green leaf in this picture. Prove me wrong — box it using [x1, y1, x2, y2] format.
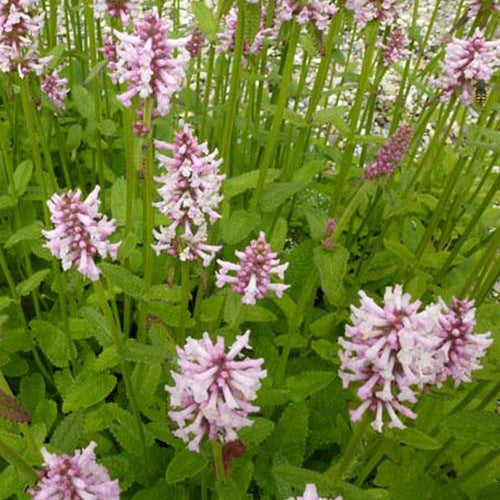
[4, 221, 43, 249]
[285, 371, 335, 402]
[72, 85, 95, 119]
[16, 269, 50, 297]
[100, 263, 144, 299]
[260, 182, 303, 212]
[225, 169, 279, 199]
[62, 372, 117, 412]
[123, 339, 169, 364]
[391, 427, 441, 450]
[31, 319, 73, 368]
[80, 306, 113, 346]
[95, 345, 120, 371]
[97, 119, 117, 136]
[9, 160, 33, 197]
[244, 305, 276, 322]
[51, 411, 85, 452]
[313, 106, 352, 134]
[66, 124, 82, 150]
[0, 297, 13, 311]
[313, 245, 349, 304]
[221, 209, 260, 244]
[443, 410, 500, 450]
[384, 239, 417, 266]
[240, 417, 275, 446]
[166, 449, 208, 483]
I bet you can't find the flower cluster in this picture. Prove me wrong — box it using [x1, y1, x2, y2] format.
[105, 9, 187, 126]
[378, 26, 409, 66]
[345, 0, 402, 27]
[275, 0, 338, 31]
[93, 0, 140, 26]
[216, 232, 290, 305]
[0, 0, 47, 75]
[434, 29, 500, 104]
[153, 126, 225, 266]
[217, 6, 275, 57]
[42, 186, 120, 281]
[287, 484, 342, 500]
[364, 124, 413, 179]
[338, 286, 492, 432]
[166, 331, 267, 452]
[434, 298, 493, 386]
[41, 68, 69, 111]
[29, 442, 120, 499]
[186, 26, 205, 58]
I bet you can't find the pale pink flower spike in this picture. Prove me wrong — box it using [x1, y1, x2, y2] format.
[216, 232, 290, 305]
[42, 186, 120, 281]
[29, 442, 120, 499]
[287, 483, 343, 500]
[166, 330, 267, 452]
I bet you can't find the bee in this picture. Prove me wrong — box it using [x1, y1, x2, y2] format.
[474, 79, 488, 106]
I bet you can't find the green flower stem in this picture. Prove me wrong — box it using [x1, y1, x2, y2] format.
[275, 269, 319, 388]
[0, 436, 39, 485]
[460, 227, 499, 297]
[84, 0, 104, 186]
[212, 439, 226, 483]
[200, 46, 216, 142]
[229, 301, 245, 332]
[220, 0, 246, 165]
[474, 253, 500, 305]
[437, 172, 500, 278]
[93, 280, 147, 461]
[249, 20, 301, 211]
[326, 413, 371, 484]
[178, 260, 191, 344]
[355, 439, 389, 486]
[331, 22, 378, 215]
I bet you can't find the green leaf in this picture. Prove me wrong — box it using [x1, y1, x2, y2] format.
[312, 106, 352, 135]
[19, 373, 45, 412]
[260, 182, 303, 212]
[244, 305, 277, 323]
[221, 209, 260, 244]
[95, 346, 120, 371]
[100, 263, 144, 299]
[0, 297, 13, 312]
[391, 427, 441, 450]
[239, 418, 275, 446]
[443, 410, 500, 450]
[269, 402, 309, 466]
[0, 194, 15, 210]
[311, 339, 338, 364]
[80, 306, 113, 346]
[192, 1, 218, 42]
[384, 239, 417, 267]
[313, 245, 349, 304]
[216, 478, 243, 500]
[292, 160, 326, 184]
[225, 169, 279, 199]
[16, 269, 50, 297]
[66, 124, 82, 150]
[97, 119, 117, 137]
[51, 411, 85, 453]
[273, 464, 329, 493]
[270, 217, 288, 253]
[4, 221, 43, 249]
[244, 1, 261, 45]
[9, 160, 33, 197]
[285, 371, 335, 402]
[62, 372, 117, 412]
[123, 339, 170, 364]
[166, 449, 208, 483]
[72, 85, 95, 119]
[31, 319, 73, 368]
[132, 363, 162, 407]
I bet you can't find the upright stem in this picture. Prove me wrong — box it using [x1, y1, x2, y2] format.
[178, 260, 191, 344]
[212, 440, 226, 483]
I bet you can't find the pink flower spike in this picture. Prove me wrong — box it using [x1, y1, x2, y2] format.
[105, 8, 187, 121]
[434, 29, 500, 104]
[345, 0, 402, 27]
[216, 232, 290, 305]
[378, 26, 409, 67]
[153, 125, 225, 266]
[434, 298, 493, 386]
[42, 186, 120, 281]
[275, 0, 338, 32]
[29, 442, 120, 499]
[363, 124, 413, 179]
[287, 483, 343, 500]
[338, 285, 442, 432]
[93, 0, 141, 26]
[166, 330, 267, 452]
[41, 67, 69, 111]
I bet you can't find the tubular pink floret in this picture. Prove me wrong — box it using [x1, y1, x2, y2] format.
[93, 0, 141, 26]
[378, 26, 409, 67]
[275, 0, 338, 31]
[345, 0, 401, 27]
[42, 186, 120, 281]
[41, 67, 69, 110]
[216, 232, 290, 305]
[29, 442, 120, 499]
[166, 330, 267, 452]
